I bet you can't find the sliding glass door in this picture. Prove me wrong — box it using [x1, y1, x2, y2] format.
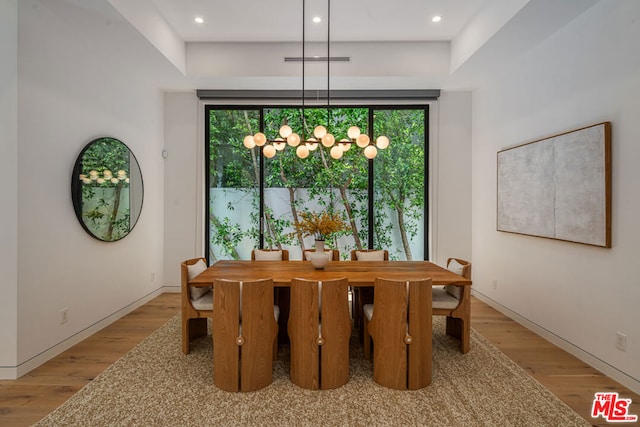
[205, 105, 428, 261]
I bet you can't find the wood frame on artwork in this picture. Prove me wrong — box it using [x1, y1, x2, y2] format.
[497, 122, 611, 248]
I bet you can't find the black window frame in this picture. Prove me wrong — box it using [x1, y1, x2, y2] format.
[204, 104, 429, 262]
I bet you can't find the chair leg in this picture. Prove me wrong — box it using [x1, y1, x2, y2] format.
[273, 335, 278, 361]
[182, 317, 190, 355]
[445, 316, 470, 354]
[363, 314, 371, 360]
[445, 316, 461, 339]
[183, 317, 208, 355]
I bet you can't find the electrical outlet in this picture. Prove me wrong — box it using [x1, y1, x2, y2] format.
[150, 272, 156, 282]
[616, 332, 627, 352]
[60, 308, 68, 324]
[492, 280, 498, 290]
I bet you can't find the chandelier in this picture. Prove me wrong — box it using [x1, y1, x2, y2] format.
[243, 0, 389, 160]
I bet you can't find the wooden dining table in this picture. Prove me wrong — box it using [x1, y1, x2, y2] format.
[189, 259, 472, 389]
[189, 260, 471, 288]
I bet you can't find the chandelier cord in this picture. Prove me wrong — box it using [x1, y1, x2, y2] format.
[301, 0, 306, 139]
[327, 0, 331, 129]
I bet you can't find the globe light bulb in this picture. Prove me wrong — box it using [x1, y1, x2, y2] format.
[296, 145, 309, 159]
[253, 132, 267, 146]
[364, 145, 378, 159]
[356, 134, 370, 148]
[111, 178, 120, 184]
[339, 139, 351, 151]
[306, 137, 318, 151]
[330, 145, 343, 159]
[321, 133, 335, 147]
[376, 135, 390, 149]
[314, 125, 327, 138]
[287, 133, 301, 147]
[279, 125, 292, 138]
[263, 144, 276, 158]
[243, 135, 256, 148]
[273, 138, 286, 151]
[347, 126, 361, 139]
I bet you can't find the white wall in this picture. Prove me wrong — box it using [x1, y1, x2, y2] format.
[470, 0, 640, 392]
[0, 0, 19, 372]
[433, 92, 472, 265]
[11, 0, 170, 376]
[163, 92, 202, 289]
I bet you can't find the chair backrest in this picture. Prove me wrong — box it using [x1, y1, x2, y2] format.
[367, 277, 432, 390]
[350, 249, 389, 261]
[251, 249, 289, 260]
[445, 258, 471, 300]
[303, 249, 340, 261]
[288, 277, 351, 389]
[212, 278, 278, 392]
[181, 258, 209, 302]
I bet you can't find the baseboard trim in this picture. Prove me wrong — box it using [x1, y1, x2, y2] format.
[0, 288, 164, 380]
[472, 290, 640, 395]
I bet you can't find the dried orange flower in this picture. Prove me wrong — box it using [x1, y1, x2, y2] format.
[295, 210, 346, 241]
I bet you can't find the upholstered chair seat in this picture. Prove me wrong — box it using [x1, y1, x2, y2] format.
[181, 258, 214, 355]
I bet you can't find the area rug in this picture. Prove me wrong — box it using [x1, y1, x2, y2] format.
[35, 316, 589, 426]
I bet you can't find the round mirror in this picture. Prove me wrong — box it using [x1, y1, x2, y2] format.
[71, 137, 143, 241]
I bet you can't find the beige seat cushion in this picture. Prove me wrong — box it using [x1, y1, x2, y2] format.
[355, 250, 385, 261]
[253, 249, 283, 260]
[432, 287, 460, 310]
[363, 304, 374, 321]
[191, 289, 213, 310]
[445, 259, 465, 300]
[187, 259, 210, 300]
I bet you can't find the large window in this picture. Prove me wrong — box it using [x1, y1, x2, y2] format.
[205, 105, 428, 261]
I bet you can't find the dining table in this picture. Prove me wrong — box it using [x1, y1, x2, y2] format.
[188, 259, 472, 389]
[188, 259, 471, 288]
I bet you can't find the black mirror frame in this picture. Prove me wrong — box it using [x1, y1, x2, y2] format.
[71, 137, 144, 242]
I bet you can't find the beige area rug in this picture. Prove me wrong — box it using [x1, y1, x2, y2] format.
[35, 316, 589, 427]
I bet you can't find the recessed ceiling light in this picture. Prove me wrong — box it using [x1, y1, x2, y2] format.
[194, 16, 204, 24]
[312, 16, 322, 24]
[432, 15, 442, 23]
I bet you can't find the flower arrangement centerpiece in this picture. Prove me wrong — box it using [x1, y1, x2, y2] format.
[295, 210, 347, 253]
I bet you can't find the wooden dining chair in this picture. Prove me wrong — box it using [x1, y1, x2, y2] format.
[363, 277, 432, 390]
[350, 249, 389, 330]
[251, 249, 289, 260]
[288, 277, 351, 390]
[432, 258, 472, 353]
[303, 248, 340, 261]
[212, 278, 279, 392]
[181, 258, 213, 355]
[251, 249, 289, 344]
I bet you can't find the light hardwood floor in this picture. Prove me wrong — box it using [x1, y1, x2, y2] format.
[0, 293, 637, 426]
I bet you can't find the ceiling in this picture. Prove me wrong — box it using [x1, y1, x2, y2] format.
[150, 0, 490, 43]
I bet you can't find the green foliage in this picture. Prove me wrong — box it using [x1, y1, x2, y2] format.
[207, 106, 426, 260]
[80, 138, 131, 241]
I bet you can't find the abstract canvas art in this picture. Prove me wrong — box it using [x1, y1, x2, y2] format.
[497, 122, 611, 247]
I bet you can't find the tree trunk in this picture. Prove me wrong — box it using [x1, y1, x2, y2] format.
[396, 200, 413, 260]
[339, 185, 362, 250]
[106, 181, 123, 241]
